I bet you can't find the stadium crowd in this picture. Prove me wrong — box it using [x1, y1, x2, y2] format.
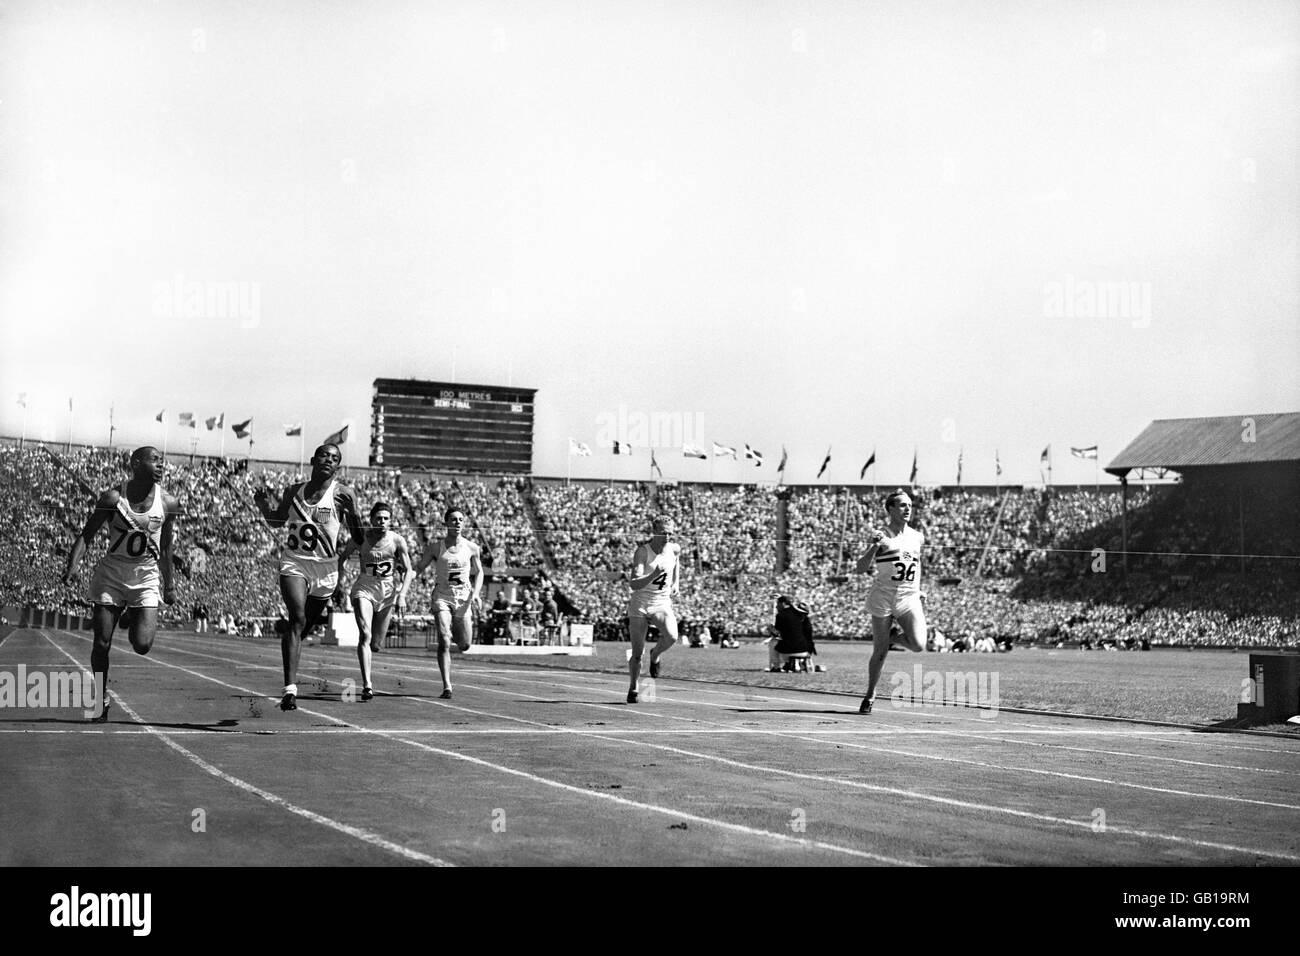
[2, 441, 1296, 648]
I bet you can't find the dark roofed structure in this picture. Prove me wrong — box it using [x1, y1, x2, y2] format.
[1106, 413, 1300, 476]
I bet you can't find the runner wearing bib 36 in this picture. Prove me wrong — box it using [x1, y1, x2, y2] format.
[853, 489, 927, 714]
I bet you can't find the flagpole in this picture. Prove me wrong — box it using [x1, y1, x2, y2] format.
[220, 415, 226, 459]
[161, 416, 169, 458]
[20, 401, 27, 450]
[108, 405, 115, 448]
[1095, 447, 1099, 493]
[299, 426, 305, 478]
[66, 399, 73, 453]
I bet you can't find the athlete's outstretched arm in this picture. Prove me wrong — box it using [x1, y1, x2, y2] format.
[394, 536, 415, 610]
[626, 545, 658, 590]
[853, 529, 886, 574]
[414, 539, 438, 577]
[253, 484, 293, 528]
[160, 492, 181, 605]
[62, 488, 118, 583]
[469, 544, 485, 608]
[336, 539, 358, 580]
[336, 485, 365, 548]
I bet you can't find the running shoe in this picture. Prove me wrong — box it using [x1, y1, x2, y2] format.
[649, 657, 660, 679]
[440, 688, 453, 700]
[280, 692, 297, 711]
[859, 696, 873, 715]
[90, 702, 111, 723]
[361, 687, 374, 702]
[626, 690, 638, 704]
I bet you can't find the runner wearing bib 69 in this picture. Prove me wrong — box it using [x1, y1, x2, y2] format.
[853, 489, 927, 714]
[414, 507, 484, 700]
[254, 443, 365, 712]
[336, 501, 414, 701]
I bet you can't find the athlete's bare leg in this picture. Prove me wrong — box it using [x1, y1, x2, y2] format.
[627, 615, 648, 697]
[894, 605, 928, 653]
[90, 603, 124, 719]
[647, 610, 678, 674]
[863, 614, 897, 705]
[125, 607, 158, 655]
[352, 596, 375, 692]
[435, 604, 455, 695]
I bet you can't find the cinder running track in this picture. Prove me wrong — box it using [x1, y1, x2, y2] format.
[3, 628, 1298, 866]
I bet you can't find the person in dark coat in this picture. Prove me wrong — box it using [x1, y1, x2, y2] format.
[768, 595, 816, 671]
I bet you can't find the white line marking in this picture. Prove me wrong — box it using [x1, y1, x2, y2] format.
[37, 632, 452, 867]
[154, 636, 1300, 863]
[61, 632, 909, 865]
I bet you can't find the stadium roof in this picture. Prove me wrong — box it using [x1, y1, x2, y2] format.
[1105, 413, 1300, 476]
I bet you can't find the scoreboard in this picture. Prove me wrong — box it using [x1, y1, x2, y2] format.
[370, 378, 536, 473]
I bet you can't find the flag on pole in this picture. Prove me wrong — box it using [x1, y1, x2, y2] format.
[650, 450, 663, 478]
[1040, 444, 1051, 483]
[285, 423, 303, 436]
[956, 447, 963, 484]
[69, 397, 74, 412]
[683, 444, 708, 459]
[179, 412, 195, 428]
[859, 450, 876, 481]
[744, 444, 764, 466]
[909, 449, 918, 484]
[996, 450, 1002, 476]
[205, 414, 223, 431]
[612, 440, 632, 455]
[232, 418, 253, 439]
[16, 393, 27, 408]
[712, 442, 737, 459]
[1070, 445, 1098, 459]
[777, 446, 788, 479]
[816, 447, 832, 479]
[155, 409, 166, 423]
[323, 424, 349, 446]
[568, 438, 591, 457]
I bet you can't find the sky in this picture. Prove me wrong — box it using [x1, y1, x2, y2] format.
[2, 0, 1297, 487]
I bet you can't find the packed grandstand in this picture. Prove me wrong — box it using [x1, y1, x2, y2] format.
[3, 440, 1297, 648]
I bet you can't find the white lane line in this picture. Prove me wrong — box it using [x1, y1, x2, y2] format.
[433, 658, 1300, 755]
[168, 637, 1300, 780]
[38, 631, 451, 867]
[155, 636, 1300, 863]
[65, 632, 909, 865]
[448, 659, 1300, 756]
[446, 668, 1300, 811]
